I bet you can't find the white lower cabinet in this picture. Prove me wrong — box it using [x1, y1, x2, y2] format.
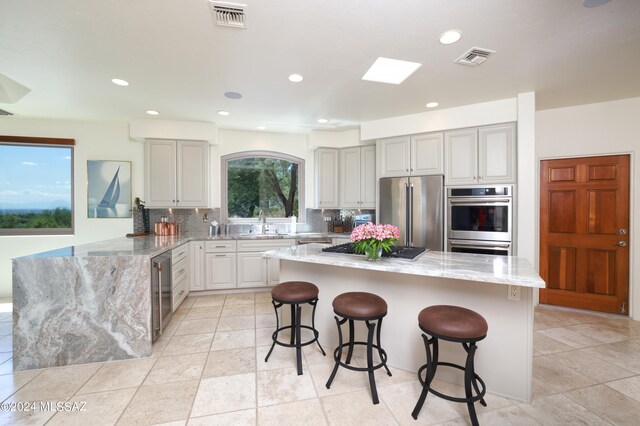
[189, 241, 205, 291]
[171, 243, 189, 311]
[237, 239, 295, 288]
[205, 252, 237, 290]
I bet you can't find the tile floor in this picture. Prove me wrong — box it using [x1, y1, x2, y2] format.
[1, 292, 640, 425]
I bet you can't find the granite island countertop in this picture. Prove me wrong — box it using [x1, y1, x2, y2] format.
[263, 243, 545, 288]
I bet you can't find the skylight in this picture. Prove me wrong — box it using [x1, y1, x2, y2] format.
[361, 57, 422, 85]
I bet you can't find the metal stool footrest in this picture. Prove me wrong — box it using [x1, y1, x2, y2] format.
[271, 324, 322, 349]
[332, 341, 388, 372]
[417, 361, 487, 405]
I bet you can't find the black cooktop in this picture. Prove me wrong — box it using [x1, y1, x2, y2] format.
[321, 243, 427, 260]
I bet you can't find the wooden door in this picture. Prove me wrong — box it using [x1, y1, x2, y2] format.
[540, 155, 630, 315]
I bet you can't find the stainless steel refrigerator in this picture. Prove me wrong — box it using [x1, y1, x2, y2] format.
[379, 175, 444, 250]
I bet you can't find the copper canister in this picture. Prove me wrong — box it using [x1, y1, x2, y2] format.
[155, 222, 167, 236]
[167, 223, 178, 235]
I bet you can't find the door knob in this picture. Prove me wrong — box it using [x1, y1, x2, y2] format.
[614, 241, 627, 247]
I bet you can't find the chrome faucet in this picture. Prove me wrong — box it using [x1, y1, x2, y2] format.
[258, 209, 267, 233]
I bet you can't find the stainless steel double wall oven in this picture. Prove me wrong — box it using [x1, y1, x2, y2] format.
[447, 186, 513, 255]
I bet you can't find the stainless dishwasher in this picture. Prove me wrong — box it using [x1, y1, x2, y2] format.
[151, 251, 173, 342]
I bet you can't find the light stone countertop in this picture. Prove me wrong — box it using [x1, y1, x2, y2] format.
[263, 243, 545, 288]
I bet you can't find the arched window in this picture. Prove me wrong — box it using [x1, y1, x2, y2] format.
[221, 151, 305, 222]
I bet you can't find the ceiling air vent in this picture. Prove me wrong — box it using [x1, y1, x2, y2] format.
[209, 1, 247, 28]
[454, 47, 496, 66]
[0, 108, 13, 116]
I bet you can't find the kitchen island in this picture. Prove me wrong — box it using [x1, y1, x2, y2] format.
[263, 244, 545, 402]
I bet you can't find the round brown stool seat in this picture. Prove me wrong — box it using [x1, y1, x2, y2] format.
[326, 292, 391, 405]
[418, 305, 488, 340]
[271, 281, 319, 303]
[332, 291, 388, 319]
[412, 305, 488, 426]
[265, 281, 325, 376]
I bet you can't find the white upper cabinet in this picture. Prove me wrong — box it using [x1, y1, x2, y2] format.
[444, 123, 516, 185]
[339, 145, 376, 208]
[478, 123, 516, 184]
[378, 133, 443, 178]
[145, 139, 209, 208]
[315, 148, 339, 208]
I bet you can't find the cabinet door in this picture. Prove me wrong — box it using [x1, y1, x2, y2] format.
[315, 148, 339, 208]
[177, 141, 209, 207]
[412, 133, 443, 175]
[145, 140, 176, 207]
[444, 129, 478, 185]
[478, 124, 516, 183]
[205, 253, 237, 290]
[189, 241, 205, 291]
[360, 145, 376, 208]
[237, 252, 267, 288]
[339, 147, 361, 208]
[378, 136, 410, 178]
[266, 258, 280, 286]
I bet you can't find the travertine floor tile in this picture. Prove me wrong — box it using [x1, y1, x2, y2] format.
[78, 358, 156, 394]
[254, 291, 273, 304]
[203, 347, 255, 378]
[181, 297, 197, 309]
[302, 343, 330, 366]
[533, 355, 597, 394]
[0, 370, 41, 401]
[188, 409, 256, 425]
[605, 375, 640, 403]
[224, 293, 255, 306]
[0, 356, 13, 375]
[162, 333, 214, 356]
[533, 332, 573, 356]
[174, 318, 218, 336]
[118, 380, 199, 425]
[221, 304, 255, 317]
[255, 313, 277, 328]
[582, 339, 640, 373]
[184, 306, 222, 320]
[425, 378, 517, 419]
[550, 349, 634, 383]
[191, 295, 226, 307]
[190, 373, 256, 417]
[48, 387, 137, 426]
[475, 405, 540, 425]
[564, 322, 631, 344]
[144, 353, 207, 385]
[256, 327, 275, 347]
[161, 316, 182, 337]
[566, 384, 640, 425]
[257, 367, 317, 406]
[537, 327, 602, 349]
[217, 315, 256, 331]
[378, 380, 461, 425]
[255, 302, 274, 315]
[151, 334, 172, 358]
[321, 389, 397, 425]
[518, 393, 609, 426]
[0, 397, 60, 426]
[308, 361, 369, 398]
[210, 329, 256, 351]
[258, 398, 327, 425]
[0, 335, 12, 352]
[8, 363, 100, 401]
[257, 344, 304, 371]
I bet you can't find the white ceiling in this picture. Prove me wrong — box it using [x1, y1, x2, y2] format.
[1, 0, 639, 133]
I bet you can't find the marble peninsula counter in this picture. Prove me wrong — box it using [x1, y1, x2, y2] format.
[264, 244, 545, 402]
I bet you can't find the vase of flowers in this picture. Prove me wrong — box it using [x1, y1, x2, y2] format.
[350, 222, 400, 261]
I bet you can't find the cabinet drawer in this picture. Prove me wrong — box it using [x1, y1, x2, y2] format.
[172, 258, 188, 284]
[236, 239, 295, 252]
[172, 243, 188, 265]
[205, 240, 237, 252]
[172, 278, 188, 312]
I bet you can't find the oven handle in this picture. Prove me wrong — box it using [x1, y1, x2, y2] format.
[449, 198, 511, 204]
[449, 240, 511, 249]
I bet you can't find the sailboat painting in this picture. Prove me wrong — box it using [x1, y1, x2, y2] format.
[87, 160, 132, 218]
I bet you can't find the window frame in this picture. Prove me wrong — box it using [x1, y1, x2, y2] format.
[221, 150, 305, 223]
[0, 135, 75, 236]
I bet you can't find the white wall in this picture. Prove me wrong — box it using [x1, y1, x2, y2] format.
[0, 117, 144, 299]
[536, 97, 640, 320]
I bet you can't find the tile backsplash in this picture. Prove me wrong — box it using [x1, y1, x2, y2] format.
[134, 208, 374, 235]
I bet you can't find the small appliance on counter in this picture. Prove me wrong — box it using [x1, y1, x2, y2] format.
[155, 216, 179, 236]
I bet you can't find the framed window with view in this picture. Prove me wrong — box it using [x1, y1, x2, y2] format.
[0, 136, 75, 235]
[221, 151, 305, 223]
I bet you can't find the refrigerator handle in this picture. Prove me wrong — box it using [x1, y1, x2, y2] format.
[408, 182, 414, 246]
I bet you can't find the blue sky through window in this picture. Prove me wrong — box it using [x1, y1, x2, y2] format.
[0, 144, 72, 211]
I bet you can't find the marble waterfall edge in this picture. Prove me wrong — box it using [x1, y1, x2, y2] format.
[12, 255, 152, 370]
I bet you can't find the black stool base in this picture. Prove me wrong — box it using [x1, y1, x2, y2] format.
[265, 299, 325, 375]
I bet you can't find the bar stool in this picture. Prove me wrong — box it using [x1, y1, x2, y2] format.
[326, 291, 392, 404]
[411, 305, 488, 425]
[265, 281, 326, 375]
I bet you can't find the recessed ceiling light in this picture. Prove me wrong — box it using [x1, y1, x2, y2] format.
[425, 102, 439, 108]
[146, 110, 159, 115]
[439, 30, 462, 45]
[217, 110, 230, 116]
[111, 78, 129, 86]
[257, 125, 267, 130]
[317, 118, 329, 124]
[224, 91, 242, 99]
[288, 74, 304, 83]
[361, 57, 422, 85]
[583, 0, 612, 7]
